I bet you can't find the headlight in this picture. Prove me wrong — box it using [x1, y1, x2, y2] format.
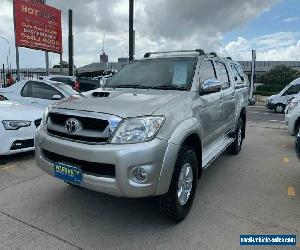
[2, 120, 31, 130]
[41, 106, 52, 127]
[110, 116, 165, 144]
[289, 101, 298, 110]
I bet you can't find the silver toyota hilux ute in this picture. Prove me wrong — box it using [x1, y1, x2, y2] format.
[35, 50, 249, 222]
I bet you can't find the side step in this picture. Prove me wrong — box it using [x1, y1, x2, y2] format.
[202, 136, 235, 169]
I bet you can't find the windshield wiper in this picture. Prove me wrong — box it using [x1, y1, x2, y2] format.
[110, 84, 150, 89]
[150, 85, 186, 90]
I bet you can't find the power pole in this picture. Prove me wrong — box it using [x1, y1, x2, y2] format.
[13, 0, 20, 80]
[129, 0, 134, 61]
[60, 53, 63, 75]
[250, 50, 256, 99]
[68, 9, 74, 76]
[43, 0, 50, 76]
[15, 46, 20, 81]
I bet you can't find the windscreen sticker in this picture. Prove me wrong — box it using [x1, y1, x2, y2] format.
[172, 63, 188, 86]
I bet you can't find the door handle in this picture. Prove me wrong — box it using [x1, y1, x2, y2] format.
[218, 98, 223, 104]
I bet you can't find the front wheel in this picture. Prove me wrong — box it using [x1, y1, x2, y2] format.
[155, 145, 198, 222]
[227, 117, 244, 155]
[274, 104, 285, 114]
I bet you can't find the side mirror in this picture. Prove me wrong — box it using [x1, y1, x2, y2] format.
[52, 94, 62, 100]
[200, 79, 221, 95]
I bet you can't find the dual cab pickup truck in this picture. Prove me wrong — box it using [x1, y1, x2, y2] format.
[36, 49, 249, 222]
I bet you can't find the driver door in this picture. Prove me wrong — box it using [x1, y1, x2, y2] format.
[196, 60, 223, 147]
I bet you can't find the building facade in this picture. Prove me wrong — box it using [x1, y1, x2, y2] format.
[238, 61, 300, 83]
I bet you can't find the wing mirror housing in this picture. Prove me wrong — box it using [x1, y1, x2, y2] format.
[200, 79, 222, 95]
[52, 94, 62, 100]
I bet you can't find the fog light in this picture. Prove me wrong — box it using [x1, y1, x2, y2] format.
[130, 167, 148, 184]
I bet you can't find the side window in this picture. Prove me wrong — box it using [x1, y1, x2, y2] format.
[61, 78, 74, 86]
[31, 82, 62, 100]
[285, 85, 300, 95]
[230, 64, 242, 83]
[230, 64, 245, 85]
[51, 77, 74, 86]
[21, 82, 31, 97]
[199, 61, 216, 82]
[235, 64, 245, 79]
[216, 62, 230, 89]
[50, 77, 62, 82]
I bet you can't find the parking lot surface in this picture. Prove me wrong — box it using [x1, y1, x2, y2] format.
[0, 106, 299, 250]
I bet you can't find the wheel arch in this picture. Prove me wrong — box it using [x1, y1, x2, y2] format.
[181, 133, 202, 179]
[294, 116, 300, 134]
[155, 119, 202, 195]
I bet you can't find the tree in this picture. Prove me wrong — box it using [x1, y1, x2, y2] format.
[259, 65, 300, 86]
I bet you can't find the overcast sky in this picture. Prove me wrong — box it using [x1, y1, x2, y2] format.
[0, 0, 300, 68]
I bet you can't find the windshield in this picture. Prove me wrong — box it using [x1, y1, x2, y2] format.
[106, 57, 197, 90]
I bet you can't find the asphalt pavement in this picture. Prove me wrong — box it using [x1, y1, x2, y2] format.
[0, 106, 299, 250]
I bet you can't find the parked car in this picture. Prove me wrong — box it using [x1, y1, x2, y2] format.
[285, 95, 300, 135]
[266, 78, 300, 113]
[0, 101, 43, 155]
[39, 75, 102, 92]
[99, 69, 118, 85]
[76, 77, 101, 92]
[39, 75, 80, 91]
[0, 80, 78, 108]
[35, 50, 248, 222]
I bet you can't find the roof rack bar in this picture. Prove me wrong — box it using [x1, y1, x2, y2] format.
[144, 49, 205, 58]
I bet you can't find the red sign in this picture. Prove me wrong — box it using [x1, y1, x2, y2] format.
[13, 0, 62, 54]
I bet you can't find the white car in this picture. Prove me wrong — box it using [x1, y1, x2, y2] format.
[266, 78, 300, 113]
[0, 80, 78, 108]
[0, 101, 43, 155]
[285, 95, 300, 135]
[39, 75, 79, 90]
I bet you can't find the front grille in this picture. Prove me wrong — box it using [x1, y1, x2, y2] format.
[47, 112, 111, 144]
[47, 129, 108, 143]
[49, 113, 108, 131]
[43, 149, 115, 178]
[10, 139, 34, 150]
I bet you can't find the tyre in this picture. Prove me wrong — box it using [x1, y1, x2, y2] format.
[295, 121, 300, 135]
[155, 145, 198, 222]
[227, 117, 244, 155]
[274, 104, 285, 114]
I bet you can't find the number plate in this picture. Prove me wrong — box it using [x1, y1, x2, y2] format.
[54, 162, 82, 185]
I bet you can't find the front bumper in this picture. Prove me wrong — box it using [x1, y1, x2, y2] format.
[0, 125, 36, 155]
[35, 127, 179, 198]
[265, 102, 275, 110]
[285, 112, 298, 135]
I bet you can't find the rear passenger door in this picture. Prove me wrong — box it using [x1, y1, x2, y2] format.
[215, 61, 235, 133]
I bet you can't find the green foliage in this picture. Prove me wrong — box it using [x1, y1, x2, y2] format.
[256, 84, 285, 93]
[254, 91, 277, 97]
[259, 65, 300, 86]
